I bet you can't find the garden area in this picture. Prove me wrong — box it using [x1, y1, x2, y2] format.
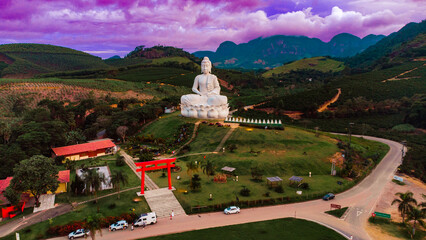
[144, 115, 387, 213]
[55, 155, 141, 203]
[142, 218, 346, 240]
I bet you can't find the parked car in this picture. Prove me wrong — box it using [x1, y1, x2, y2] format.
[323, 193, 335, 201]
[109, 220, 128, 231]
[134, 212, 157, 226]
[224, 206, 240, 214]
[68, 229, 90, 239]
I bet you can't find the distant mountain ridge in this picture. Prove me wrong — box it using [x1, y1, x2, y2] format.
[346, 20, 426, 69]
[193, 33, 384, 69]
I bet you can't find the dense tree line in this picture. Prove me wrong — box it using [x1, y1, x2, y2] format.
[0, 96, 178, 179]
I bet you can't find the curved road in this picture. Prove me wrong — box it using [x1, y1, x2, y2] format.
[50, 135, 403, 240]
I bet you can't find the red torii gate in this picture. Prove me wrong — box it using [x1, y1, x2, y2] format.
[135, 158, 176, 195]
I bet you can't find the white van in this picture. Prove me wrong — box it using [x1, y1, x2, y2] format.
[134, 212, 157, 226]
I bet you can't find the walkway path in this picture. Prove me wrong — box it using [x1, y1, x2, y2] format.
[214, 127, 237, 152]
[143, 188, 186, 218]
[119, 150, 159, 190]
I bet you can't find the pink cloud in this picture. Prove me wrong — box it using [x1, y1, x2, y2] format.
[0, 0, 423, 58]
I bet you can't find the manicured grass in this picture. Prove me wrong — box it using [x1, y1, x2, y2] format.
[55, 155, 140, 204]
[0, 190, 150, 240]
[141, 111, 197, 140]
[141, 218, 345, 240]
[147, 123, 354, 212]
[325, 207, 348, 218]
[186, 124, 230, 153]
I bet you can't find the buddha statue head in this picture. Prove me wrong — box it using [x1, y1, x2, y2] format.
[201, 57, 212, 74]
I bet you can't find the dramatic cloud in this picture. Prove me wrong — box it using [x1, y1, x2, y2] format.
[0, 0, 423, 58]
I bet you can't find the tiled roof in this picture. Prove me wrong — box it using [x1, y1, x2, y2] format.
[0, 177, 13, 193]
[58, 170, 70, 183]
[52, 139, 115, 156]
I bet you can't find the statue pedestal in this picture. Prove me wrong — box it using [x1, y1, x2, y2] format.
[180, 103, 229, 119]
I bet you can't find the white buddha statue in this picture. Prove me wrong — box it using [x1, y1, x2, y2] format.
[180, 57, 229, 119]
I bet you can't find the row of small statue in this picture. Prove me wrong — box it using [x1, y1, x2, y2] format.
[225, 117, 282, 125]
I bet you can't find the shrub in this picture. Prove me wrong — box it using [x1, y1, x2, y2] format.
[190, 174, 201, 191]
[108, 203, 116, 209]
[274, 185, 284, 193]
[115, 156, 125, 166]
[299, 182, 310, 189]
[240, 186, 251, 196]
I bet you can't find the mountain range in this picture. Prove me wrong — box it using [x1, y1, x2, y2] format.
[193, 33, 385, 69]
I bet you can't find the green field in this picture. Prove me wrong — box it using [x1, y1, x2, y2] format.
[325, 207, 348, 218]
[141, 112, 197, 140]
[144, 114, 389, 212]
[151, 57, 193, 64]
[142, 218, 345, 240]
[263, 57, 345, 78]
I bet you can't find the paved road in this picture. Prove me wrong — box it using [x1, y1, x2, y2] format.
[47, 135, 403, 240]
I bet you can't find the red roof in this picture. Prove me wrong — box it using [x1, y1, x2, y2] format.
[0, 177, 13, 193]
[58, 170, 70, 183]
[52, 139, 115, 156]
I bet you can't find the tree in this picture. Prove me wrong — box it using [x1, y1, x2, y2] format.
[186, 161, 199, 176]
[110, 170, 128, 199]
[81, 168, 107, 212]
[190, 174, 201, 191]
[250, 167, 264, 181]
[227, 144, 237, 153]
[70, 174, 85, 196]
[9, 155, 59, 207]
[116, 126, 129, 143]
[65, 130, 86, 145]
[201, 160, 215, 179]
[85, 213, 103, 240]
[406, 206, 425, 237]
[391, 191, 417, 223]
[4, 187, 21, 206]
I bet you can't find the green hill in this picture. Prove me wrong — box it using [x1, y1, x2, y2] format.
[347, 20, 426, 69]
[0, 43, 109, 78]
[262, 57, 345, 78]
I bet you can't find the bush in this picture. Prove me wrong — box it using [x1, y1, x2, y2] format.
[108, 203, 116, 209]
[115, 156, 125, 166]
[54, 156, 65, 166]
[240, 186, 251, 196]
[299, 182, 310, 190]
[274, 185, 284, 193]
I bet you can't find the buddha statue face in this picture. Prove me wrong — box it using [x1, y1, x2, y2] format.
[201, 57, 212, 74]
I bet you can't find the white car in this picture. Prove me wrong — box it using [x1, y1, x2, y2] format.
[68, 229, 89, 239]
[109, 220, 128, 231]
[224, 206, 240, 214]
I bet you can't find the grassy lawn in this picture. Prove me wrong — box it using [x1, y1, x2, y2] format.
[142, 218, 345, 240]
[325, 207, 348, 218]
[141, 111, 197, 140]
[55, 154, 140, 204]
[185, 124, 230, 153]
[148, 124, 357, 212]
[0, 190, 150, 240]
[368, 217, 426, 240]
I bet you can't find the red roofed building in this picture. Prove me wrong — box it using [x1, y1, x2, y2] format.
[52, 139, 116, 161]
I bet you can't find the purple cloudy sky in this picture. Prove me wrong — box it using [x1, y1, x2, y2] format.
[0, 0, 424, 58]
